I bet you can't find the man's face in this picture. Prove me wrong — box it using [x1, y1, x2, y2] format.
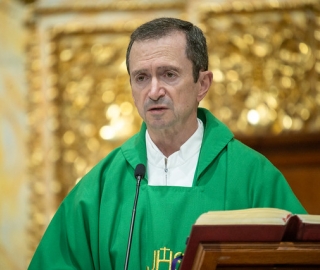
[129, 31, 206, 134]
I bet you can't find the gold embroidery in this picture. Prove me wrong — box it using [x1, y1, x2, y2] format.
[156, 247, 172, 270]
[147, 247, 183, 270]
[147, 250, 157, 270]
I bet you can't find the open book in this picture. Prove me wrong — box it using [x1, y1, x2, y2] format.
[195, 207, 302, 225]
[181, 208, 320, 268]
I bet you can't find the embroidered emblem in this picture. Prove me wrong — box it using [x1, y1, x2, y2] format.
[146, 247, 183, 270]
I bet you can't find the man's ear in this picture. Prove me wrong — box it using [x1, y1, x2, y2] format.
[197, 70, 213, 102]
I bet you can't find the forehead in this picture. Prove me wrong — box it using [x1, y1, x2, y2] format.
[128, 31, 189, 72]
[132, 30, 187, 50]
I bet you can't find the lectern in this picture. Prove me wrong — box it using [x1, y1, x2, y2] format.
[180, 208, 320, 269]
[180, 242, 320, 270]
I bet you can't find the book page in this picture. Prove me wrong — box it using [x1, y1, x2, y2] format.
[297, 214, 320, 224]
[195, 208, 292, 225]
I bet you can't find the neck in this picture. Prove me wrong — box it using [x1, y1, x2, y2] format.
[147, 120, 199, 157]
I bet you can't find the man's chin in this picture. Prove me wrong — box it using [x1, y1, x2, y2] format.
[146, 119, 171, 130]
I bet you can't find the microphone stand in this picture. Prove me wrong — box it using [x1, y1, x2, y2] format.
[124, 174, 142, 270]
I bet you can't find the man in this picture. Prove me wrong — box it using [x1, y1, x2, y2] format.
[28, 17, 306, 270]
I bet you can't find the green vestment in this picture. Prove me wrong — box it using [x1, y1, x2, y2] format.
[28, 108, 306, 270]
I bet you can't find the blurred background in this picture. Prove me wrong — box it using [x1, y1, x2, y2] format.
[1, 0, 320, 269]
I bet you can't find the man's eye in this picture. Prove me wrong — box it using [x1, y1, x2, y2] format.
[165, 72, 175, 78]
[136, 75, 146, 82]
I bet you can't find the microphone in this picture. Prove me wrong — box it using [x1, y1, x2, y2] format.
[124, 164, 146, 270]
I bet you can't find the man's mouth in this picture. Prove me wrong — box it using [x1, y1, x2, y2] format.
[148, 106, 167, 112]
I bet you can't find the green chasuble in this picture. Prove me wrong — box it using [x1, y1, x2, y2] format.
[28, 108, 306, 270]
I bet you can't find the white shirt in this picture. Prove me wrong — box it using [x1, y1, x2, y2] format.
[146, 119, 204, 187]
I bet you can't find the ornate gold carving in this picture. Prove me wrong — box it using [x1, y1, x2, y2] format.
[26, 21, 47, 261]
[35, 1, 185, 14]
[200, 0, 320, 135]
[48, 24, 144, 202]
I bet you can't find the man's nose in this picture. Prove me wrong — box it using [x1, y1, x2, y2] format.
[148, 77, 165, 101]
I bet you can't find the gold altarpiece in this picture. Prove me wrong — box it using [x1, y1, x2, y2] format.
[26, 0, 320, 260]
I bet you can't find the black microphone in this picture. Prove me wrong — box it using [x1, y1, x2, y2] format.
[124, 164, 146, 270]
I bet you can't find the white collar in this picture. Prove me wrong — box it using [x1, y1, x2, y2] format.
[146, 119, 204, 186]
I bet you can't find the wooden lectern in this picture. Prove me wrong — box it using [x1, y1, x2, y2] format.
[179, 208, 320, 269]
[180, 242, 320, 270]
[179, 209, 320, 269]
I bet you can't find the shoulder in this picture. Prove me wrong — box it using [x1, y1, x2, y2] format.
[63, 147, 125, 202]
[64, 127, 146, 203]
[227, 138, 281, 176]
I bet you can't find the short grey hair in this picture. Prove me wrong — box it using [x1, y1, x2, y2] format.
[126, 17, 209, 83]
